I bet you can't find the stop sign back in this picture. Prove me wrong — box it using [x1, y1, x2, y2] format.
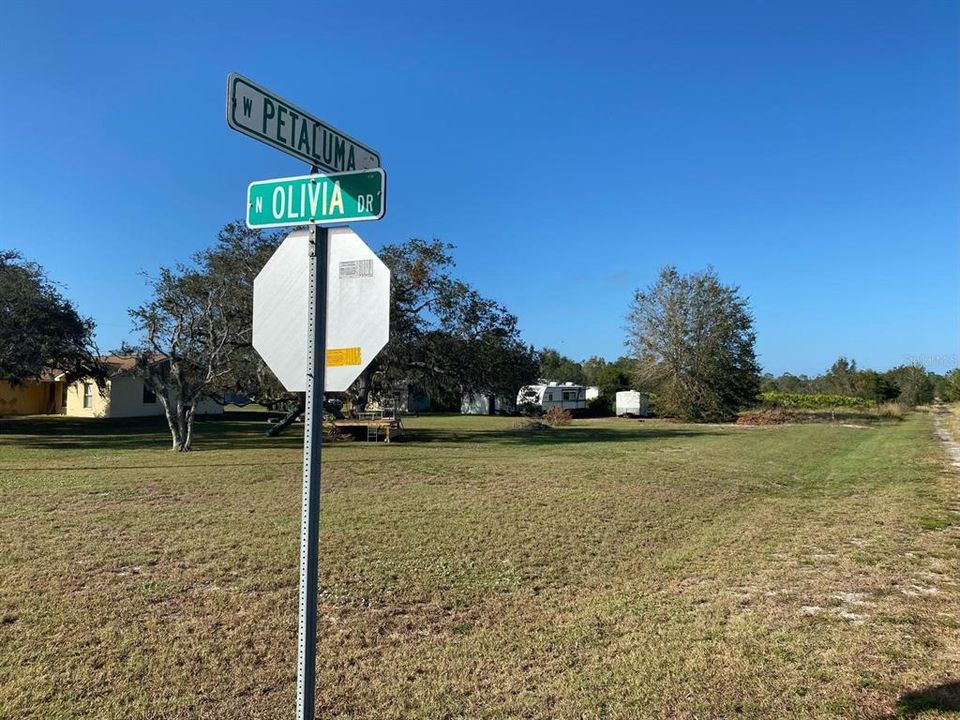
[252, 226, 390, 392]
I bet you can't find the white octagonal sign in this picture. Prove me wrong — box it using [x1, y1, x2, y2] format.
[252, 226, 390, 392]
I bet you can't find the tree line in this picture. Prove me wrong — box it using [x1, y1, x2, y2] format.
[542, 348, 956, 416]
[761, 357, 955, 408]
[4, 229, 957, 451]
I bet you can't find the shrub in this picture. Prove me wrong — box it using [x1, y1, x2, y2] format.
[760, 391, 871, 410]
[543, 407, 573, 426]
[876, 401, 904, 418]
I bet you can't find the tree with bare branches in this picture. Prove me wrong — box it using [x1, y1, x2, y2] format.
[128, 224, 285, 450]
[128, 266, 235, 451]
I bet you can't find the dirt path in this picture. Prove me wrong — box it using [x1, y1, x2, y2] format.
[933, 403, 960, 468]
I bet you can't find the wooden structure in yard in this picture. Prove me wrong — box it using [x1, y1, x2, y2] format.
[330, 410, 403, 443]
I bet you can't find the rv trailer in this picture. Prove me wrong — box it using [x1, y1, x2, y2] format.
[516, 382, 587, 414]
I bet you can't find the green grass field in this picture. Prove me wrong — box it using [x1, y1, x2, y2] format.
[1, 412, 958, 719]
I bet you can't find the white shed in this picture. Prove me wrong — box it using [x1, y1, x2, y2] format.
[461, 392, 514, 415]
[615, 390, 649, 417]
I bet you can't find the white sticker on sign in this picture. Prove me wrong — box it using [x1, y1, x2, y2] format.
[339, 259, 374, 279]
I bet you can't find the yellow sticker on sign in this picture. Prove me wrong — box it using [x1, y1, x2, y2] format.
[326, 347, 362, 367]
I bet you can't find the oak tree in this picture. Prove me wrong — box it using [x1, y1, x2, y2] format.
[128, 223, 283, 450]
[0, 251, 102, 385]
[627, 266, 760, 422]
[354, 239, 537, 409]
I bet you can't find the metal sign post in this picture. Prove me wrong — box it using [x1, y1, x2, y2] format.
[296, 221, 327, 720]
[251, 224, 389, 720]
[231, 72, 387, 720]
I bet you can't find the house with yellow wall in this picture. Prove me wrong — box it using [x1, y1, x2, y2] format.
[1, 356, 224, 419]
[63, 355, 223, 419]
[0, 376, 65, 416]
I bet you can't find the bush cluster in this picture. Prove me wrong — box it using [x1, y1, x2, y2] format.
[585, 396, 614, 417]
[759, 391, 871, 410]
[543, 407, 573, 426]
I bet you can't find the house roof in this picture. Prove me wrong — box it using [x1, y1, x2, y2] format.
[100, 355, 139, 374]
[100, 354, 168, 377]
[51, 354, 168, 381]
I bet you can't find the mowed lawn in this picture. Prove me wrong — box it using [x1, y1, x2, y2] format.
[1, 412, 959, 719]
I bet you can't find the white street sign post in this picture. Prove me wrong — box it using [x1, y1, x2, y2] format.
[230, 72, 387, 720]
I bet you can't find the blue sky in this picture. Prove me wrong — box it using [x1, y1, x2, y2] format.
[1, 1, 957, 376]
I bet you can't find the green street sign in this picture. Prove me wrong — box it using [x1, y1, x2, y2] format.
[246, 169, 386, 229]
[226, 73, 380, 173]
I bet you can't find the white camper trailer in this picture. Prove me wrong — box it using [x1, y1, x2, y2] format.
[616, 390, 649, 417]
[516, 382, 587, 414]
